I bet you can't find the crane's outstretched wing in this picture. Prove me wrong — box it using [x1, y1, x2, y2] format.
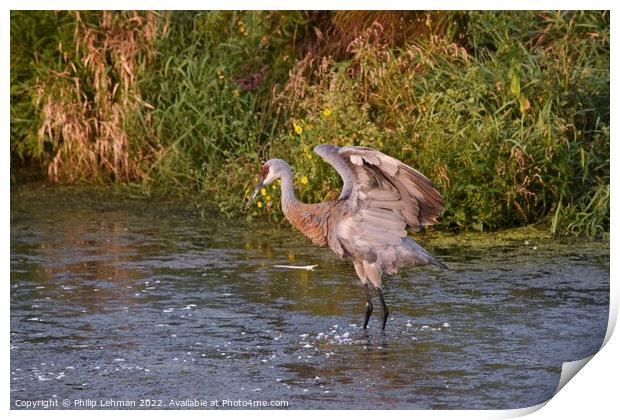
[314, 144, 444, 229]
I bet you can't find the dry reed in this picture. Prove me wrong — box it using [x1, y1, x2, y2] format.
[36, 11, 170, 182]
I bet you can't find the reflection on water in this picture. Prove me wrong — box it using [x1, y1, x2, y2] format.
[10, 186, 609, 409]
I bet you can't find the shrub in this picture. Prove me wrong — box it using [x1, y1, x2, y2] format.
[10, 11, 609, 236]
[258, 11, 609, 236]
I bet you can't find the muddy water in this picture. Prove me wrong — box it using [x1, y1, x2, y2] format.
[10, 186, 609, 409]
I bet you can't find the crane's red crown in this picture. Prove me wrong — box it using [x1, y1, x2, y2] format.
[261, 164, 269, 178]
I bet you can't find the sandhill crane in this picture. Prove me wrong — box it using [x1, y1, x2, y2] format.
[248, 145, 447, 330]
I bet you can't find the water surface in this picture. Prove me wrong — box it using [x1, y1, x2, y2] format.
[10, 186, 609, 409]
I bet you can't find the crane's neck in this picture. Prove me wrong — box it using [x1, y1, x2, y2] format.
[277, 165, 330, 248]
[279, 166, 299, 215]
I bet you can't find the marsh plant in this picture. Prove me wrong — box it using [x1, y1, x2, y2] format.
[11, 11, 609, 236]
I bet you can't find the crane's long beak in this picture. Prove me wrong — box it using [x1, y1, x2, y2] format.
[246, 177, 264, 208]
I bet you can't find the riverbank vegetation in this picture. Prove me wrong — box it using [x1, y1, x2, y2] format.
[10, 11, 609, 237]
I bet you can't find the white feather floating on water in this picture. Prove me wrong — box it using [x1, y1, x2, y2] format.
[273, 264, 318, 271]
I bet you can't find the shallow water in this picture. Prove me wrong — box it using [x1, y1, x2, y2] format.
[10, 186, 609, 409]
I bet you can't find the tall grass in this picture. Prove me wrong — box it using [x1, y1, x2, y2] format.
[11, 11, 170, 182]
[134, 11, 307, 202]
[10, 11, 609, 236]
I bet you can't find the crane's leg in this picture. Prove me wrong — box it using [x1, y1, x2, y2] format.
[363, 283, 373, 329]
[377, 288, 389, 330]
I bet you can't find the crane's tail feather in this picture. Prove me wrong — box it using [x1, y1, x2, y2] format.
[415, 242, 449, 270]
[397, 237, 449, 271]
[429, 256, 449, 270]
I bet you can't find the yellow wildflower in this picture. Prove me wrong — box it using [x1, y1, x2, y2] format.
[271, 184, 277, 190]
[260, 188, 267, 196]
[301, 176, 309, 185]
[322, 107, 332, 118]
[257, 201, 263, 208]
[293, 122, 303, 135]
[232, 89, 240, 97]
[266, 195, 272, 202]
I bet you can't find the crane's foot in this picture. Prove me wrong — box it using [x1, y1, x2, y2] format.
[378, 288, 389, 331]
[363, 283, 373, 329]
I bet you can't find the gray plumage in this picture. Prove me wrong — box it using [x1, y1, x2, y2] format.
[249, 144, 447, 330]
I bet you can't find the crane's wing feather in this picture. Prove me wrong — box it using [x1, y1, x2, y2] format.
[315, 144, 446, 272]
[313, 144, 356, 200]
[314, 144, 444, 229]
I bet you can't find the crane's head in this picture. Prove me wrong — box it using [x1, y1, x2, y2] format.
[246, 159, 289, 207]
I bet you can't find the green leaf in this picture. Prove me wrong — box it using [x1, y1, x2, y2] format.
[510, 72, 520, 97]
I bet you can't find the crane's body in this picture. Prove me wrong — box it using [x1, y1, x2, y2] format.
[249, 144, 446, 330]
